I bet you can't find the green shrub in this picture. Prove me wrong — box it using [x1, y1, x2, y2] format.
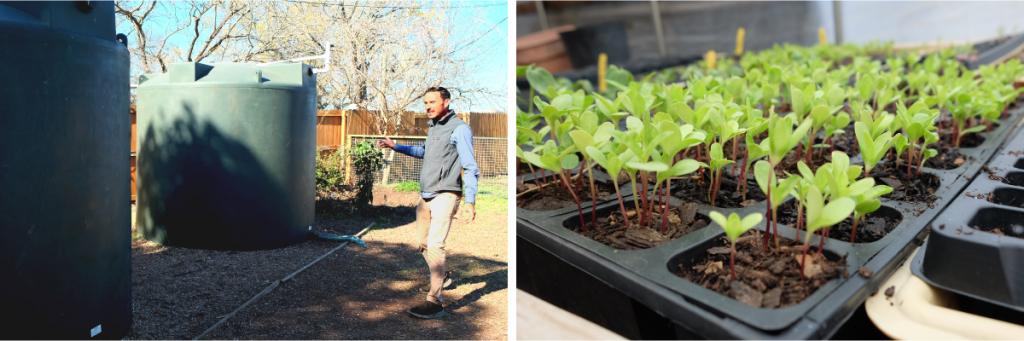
[351, 141, 385, 206]
[315, 148, 346, 195]
[393, 181, 420, 192]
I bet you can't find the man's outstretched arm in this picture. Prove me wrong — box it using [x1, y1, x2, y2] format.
[378, 137, 424, 159]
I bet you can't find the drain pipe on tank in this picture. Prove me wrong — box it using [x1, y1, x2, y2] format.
[193, 223, 373, 340]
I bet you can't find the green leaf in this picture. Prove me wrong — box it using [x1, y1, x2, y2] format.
[626, 161, 669, 173]
[959, 124, 987, 136]
[810, 196, 855, 231]
[522, 151, 551, 171]
[669, 159, 703, 177]
[568, 130, 594, 152]
[561, 154, 580, 171]
[754, 160, 773, 193]
[712, 211, 763, 243]
[526, 66, 556, 98]
[551, 94, 574, 111]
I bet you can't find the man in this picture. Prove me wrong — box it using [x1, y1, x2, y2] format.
[378, 86, 479, 319]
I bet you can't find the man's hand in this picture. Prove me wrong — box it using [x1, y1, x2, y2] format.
[377, 137, 396, 149]
[456, 204, 476, 222]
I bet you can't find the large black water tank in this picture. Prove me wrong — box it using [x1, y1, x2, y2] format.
[0, 2, 131, 339]
[135, 62, 317, 250]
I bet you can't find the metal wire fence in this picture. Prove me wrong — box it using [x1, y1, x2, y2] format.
[348, 135, 507, 185]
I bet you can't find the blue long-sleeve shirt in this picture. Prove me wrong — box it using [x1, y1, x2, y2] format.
[393, 124, 480, 204]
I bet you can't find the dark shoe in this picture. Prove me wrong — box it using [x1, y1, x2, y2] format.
[407, 301, 445, 319]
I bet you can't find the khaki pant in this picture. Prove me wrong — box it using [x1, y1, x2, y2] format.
[415, 192, 460, 304]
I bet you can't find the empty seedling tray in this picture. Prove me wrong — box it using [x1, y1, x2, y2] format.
[913, 125, 1024, 312]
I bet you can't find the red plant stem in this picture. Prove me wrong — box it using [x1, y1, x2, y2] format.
[639, 172, 650, 226]
[664, 179, 673, 225]
[614, 183, 631, 229]
[575, 161, 586, 192]
[660, 182, 671, 233]
[818, 228, 826, 255]
[559, 171, 586, 232]
[586, 161, 598, 226]
[709, 168, 721, 207]
[800, 242, 809, 278]
[527, 163, 539, 186]
[763, 170, 773, 249]
[739, 149, 749, 201]
[730, 244, 737, 281]
[796, 203, 804, 241]
[906, 148, 914, 178]
[731, 136, 740, 177]
[850, 216, 859, 244]
[953, 123, 961, 148]
[772, 204, 780, 249]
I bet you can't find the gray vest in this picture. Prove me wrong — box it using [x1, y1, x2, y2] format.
[421, 112, 467, 194]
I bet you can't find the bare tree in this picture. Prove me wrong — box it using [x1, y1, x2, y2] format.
[116, 0, 504, 131]
[243, 0, 500, 134]
[115, 0, 255, 76]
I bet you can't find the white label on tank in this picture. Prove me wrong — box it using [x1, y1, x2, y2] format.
[308, 225, 313, 231]
[90, 324, 102, 338]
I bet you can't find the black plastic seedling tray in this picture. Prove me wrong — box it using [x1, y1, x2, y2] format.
[518, 107, 1024, 338]
[913, 126, 1024, 312]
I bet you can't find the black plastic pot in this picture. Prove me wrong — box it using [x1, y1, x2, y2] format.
[518, 107, 1024, 338]
[913, 125, 1024, 312]
[560, 22, 630, 69]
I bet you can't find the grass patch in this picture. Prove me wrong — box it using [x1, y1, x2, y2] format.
[474, 176, 507, 214]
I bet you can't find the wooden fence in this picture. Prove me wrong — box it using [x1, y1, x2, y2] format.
[130, 108, 507, 200]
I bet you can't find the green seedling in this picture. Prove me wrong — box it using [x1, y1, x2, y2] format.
[569, 115, 615, 226]
[707, 142, 735, 206]
[709, 211, 763, 280]
[754, 160, 800, 248]
[756, 114, 811, 245]
[521, 140, 584, 229]
[893, 100, 940, 176]
[801, 186, 855, 277]
[850, 181, 893, 243]
[586, 144, 634, 228]
[854, 122, 893, 175]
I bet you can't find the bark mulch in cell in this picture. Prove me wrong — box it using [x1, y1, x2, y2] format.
[870, 162, 941, 203]
[573, 202, 708, 250]
[777, 200, 902, 243]
[516, 180, 614, 211]
[675, 234, 846, 309]
[671, 173, 766, 208]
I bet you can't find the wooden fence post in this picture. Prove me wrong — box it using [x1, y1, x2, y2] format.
[343, 110, 354, 185]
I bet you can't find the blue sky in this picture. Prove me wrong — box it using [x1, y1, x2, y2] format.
[444, 0, 508, 113]
[118, 1, 508, 113]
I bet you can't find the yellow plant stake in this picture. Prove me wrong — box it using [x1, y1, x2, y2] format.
[705, 50, 717, 70]
[598, 52, 608, 93]
[818, 27, 827, 45]
[735, 27, 746, 56]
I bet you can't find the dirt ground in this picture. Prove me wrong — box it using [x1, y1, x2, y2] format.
[128, 178, 508, 340]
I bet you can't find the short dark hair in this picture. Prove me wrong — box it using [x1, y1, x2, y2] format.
[425, 86, 450, 100]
